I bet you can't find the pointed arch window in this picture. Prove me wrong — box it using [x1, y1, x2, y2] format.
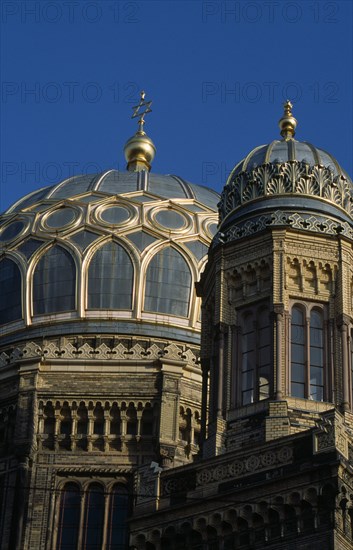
[56, 483, 81, 550]
[145, 247, 191, 317]
[33, 245, 75, 314]
[0, 258, 22, 324]
[88, 242, 133, 309]
[291, 305, 325, 400]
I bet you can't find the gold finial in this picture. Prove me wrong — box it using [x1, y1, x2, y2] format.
[124, 90, 156, 172]
[278, 99, 297, 140]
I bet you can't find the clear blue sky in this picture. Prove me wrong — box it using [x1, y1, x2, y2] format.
[1, 0, 352, 211]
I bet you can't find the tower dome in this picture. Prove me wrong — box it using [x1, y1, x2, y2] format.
[217, 102, 353, 244]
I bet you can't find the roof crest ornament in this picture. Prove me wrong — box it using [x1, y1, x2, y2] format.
[132, 90, 152, 135]
[124, 89, 156, 173]
[278, 99, 297, 140]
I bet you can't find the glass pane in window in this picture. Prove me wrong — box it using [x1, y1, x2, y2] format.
[242, 351, 255, 371]
[292, 343, 305, 363]
[242, 389, 253, 405]
[242, 370, 254, 391]
[310, 385, 324, 401]
[291, 307, 304, 325]
[0, 259, 22, 324]
[291, 382, 305, 398]
[33, 246, 75, 314]
[310, 347, 323, 367]
[292, 325, 305, 344]
[310, 327, 323, 347]
[292, 363, 305, 383]
[259, 345, 270, 366]
[310, 366, 324, 385]
[83, 484, 105, 550]
[107, 486, 129, 549]
[88, 242, 133, 309]
[56, 483, 80, 550]
[144, 247, 191, 317]
[310, 310, 323, 328]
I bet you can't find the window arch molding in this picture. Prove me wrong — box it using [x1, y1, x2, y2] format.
[83, 236, 136, 313]
[0, 253, 25, 326]
[141, 243, 194, 319]
[29, 241, 79, 318]
[289, 301, 327, 401]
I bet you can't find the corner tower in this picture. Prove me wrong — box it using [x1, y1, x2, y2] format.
[200, 102, 353, 456]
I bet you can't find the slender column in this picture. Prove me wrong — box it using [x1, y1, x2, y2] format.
[101, 493, 110, 549]
[306, 316, 310, 398]
[217, 329, 225, 418]
[275, 309, 283, 400]
[341, 322, 350, 410]
[200, 359, 209, 444]
[77, 491, 85, 549]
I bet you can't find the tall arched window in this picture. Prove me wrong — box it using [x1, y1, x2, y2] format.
[56, 483, 81, 550]
[240, 305, 271, 405]
[291, 306, 325, 400]
[145, 247, 191, 317]
[33, 246, 76, 314]
[0, 258, 22, 324]
[106, 485, 129, 549]
[88, 242, 133, 309]
[82, 483, 105, 549]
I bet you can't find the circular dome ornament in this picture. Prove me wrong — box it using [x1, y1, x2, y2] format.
[95, 204, 137, 227]
[153, 209, 188, 231]
[45, 207, 77, 229]
[0, 219, 27, 242]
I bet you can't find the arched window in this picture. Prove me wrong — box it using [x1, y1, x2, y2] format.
[0, 258, 22, 324]
[33, 246, 75, 314]
[82, 484, 105, 549]
[56, 483, 81, 550]
[145, 247, 191, 317]
[291, 306, 325, 401]
[240, 305, 271, 405]
[88, 242, 133, 309]
[106, 485, 129, 549]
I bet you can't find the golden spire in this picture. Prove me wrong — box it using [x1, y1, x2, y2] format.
[278, 100, 297, 140]
[124, 90, 156, 172]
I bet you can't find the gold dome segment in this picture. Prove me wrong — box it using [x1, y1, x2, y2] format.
[278, 100, 297, 140]
[124, 90, 156, 172]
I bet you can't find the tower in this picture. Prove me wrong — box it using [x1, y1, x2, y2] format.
[130, 104, 353, 550]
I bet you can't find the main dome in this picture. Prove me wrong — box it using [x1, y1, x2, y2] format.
[0, 170, 219, 346]
[217, 103, 353, 244]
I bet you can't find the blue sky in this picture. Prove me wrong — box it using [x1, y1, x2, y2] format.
[1, 0, 352, 211]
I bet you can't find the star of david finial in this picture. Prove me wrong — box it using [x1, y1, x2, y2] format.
[132, 90, 152, 134]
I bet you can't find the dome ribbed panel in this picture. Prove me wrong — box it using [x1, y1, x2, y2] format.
[50, 175, 96, 199]
[148, 174, 187, 199]
[97, 171, 138, 194]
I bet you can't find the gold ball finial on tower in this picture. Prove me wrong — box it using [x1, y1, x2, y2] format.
[278, 100, 297, 140]
[124, 90, 156, 172]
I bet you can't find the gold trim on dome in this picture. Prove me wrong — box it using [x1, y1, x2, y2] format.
[278, 99, 297, 140]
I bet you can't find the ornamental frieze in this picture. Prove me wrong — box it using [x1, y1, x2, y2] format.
[0, 339, 199, 367]
[218, 161, 353, 221]
[162, 445, 293, 494]
[213, 210, 353, 246]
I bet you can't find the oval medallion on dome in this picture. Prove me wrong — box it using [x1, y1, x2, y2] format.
[46, 207, 77, 229]
[154, 209, 187, 230]
[99, 206, 132, 225]
[0, 220, 26, 242]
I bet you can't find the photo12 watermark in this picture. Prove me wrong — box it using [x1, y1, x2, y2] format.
[201, 2, 340, 24]
[1, 1, 140, 24]
[202, 81, 340, 104]
[1, 81, 141, 104]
